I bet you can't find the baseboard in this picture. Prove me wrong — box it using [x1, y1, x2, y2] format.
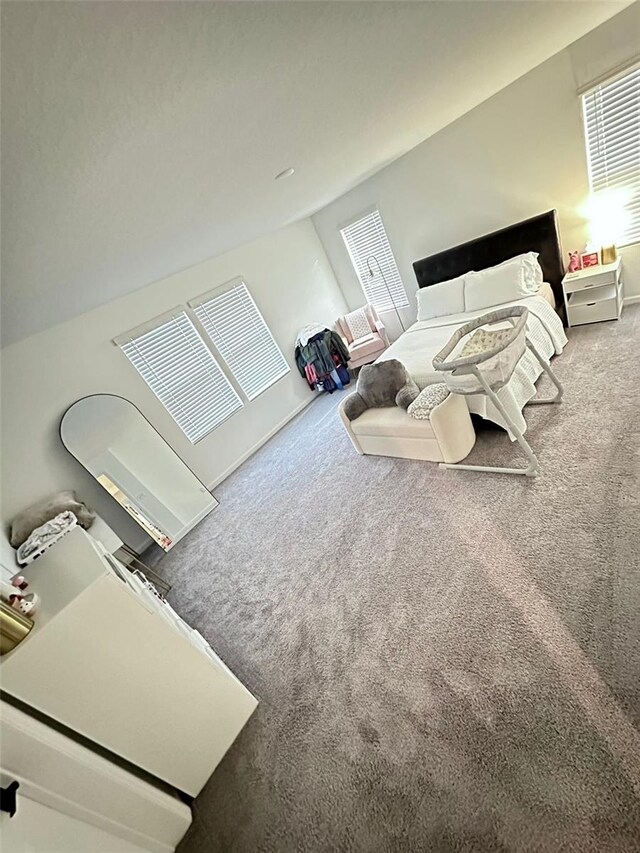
[624, 294, 640, 306]
[128, 534, 153, 555]
[207, 396, 316, 491]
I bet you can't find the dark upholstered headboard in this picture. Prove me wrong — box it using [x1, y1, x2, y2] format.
[412, 210, 565, 316]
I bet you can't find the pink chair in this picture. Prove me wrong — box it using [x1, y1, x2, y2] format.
[336, 305, 390, 369]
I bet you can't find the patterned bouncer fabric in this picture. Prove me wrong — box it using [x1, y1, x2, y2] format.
[336, 304, 390, 369]
[459, 327, 514, 358]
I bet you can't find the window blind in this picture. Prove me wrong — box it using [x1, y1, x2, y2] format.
[582, 63, 640, 247]
[119, 311, 243, 443]
[191, 282, 289, 401]
[340, 209, 409, 311]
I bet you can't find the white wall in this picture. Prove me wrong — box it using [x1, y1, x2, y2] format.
[1, 219, 347, 549]
[312, 4, 640, 335]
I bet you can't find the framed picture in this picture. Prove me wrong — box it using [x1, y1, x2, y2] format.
[580, 251, 599, 268]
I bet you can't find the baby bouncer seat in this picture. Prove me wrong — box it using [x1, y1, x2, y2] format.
[432, 305, 563, 477]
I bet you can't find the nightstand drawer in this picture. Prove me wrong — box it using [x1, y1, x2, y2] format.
[568, 294, 618, 326]
[563, 268, 616, 293]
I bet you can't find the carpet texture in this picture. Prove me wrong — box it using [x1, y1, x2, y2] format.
[168, 306, 640, 853]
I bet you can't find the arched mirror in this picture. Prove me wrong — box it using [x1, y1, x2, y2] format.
[60, 395, 217, 551]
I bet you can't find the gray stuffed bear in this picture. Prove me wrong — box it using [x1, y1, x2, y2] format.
[343, 359, 419, 421]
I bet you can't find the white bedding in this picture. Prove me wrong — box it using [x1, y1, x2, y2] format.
[377, 293, 567, 437]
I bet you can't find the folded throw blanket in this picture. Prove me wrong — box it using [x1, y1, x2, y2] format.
[16, 511, 78, 566]
[10, 490, 95, 547]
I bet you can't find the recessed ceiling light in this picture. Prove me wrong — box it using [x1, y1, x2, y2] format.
[275, 167, 295, 180]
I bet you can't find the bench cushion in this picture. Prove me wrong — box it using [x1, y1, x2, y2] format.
[350, 406, 436, 440]
[349, 334, 385, 360]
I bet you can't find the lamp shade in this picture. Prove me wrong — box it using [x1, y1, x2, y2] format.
[583, 188, 632, 247]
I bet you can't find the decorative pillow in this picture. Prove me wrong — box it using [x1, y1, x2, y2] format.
[464, 253, 542, 312]
[407, 384, 450, 419]
[10, 490, 95, 547]
[396, 381, 420, 410]
[416, 275, 466, 321]
[342, 359, 419, 420]
[344, 308, 372, 343]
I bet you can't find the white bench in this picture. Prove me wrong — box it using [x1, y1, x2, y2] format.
[339, 392, 476, 463]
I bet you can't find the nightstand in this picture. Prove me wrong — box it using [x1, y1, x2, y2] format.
[562, 257, 623, 327]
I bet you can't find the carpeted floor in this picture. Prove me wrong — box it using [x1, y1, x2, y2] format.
[168, 306, 640, 853]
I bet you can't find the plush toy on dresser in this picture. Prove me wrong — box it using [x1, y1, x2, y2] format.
[1, 575, 39, 616]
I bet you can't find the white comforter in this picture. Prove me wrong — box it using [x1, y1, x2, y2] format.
[377, 294, 567, 437]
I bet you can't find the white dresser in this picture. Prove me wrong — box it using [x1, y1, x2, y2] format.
[562, 257, 623, 327]
[1, 699, 191, 852]
[0, 528, 257, 797]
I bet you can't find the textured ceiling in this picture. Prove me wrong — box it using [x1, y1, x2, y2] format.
[0, 1, 630, 345]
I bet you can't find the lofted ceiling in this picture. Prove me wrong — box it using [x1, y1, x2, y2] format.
[0, 1, 631, 345]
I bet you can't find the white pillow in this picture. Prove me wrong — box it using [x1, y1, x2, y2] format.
[512, 252, 543, 292]
[464, 253, 543, 312]
[416, 275, 466, 321]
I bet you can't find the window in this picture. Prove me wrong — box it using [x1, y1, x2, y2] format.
[117, 310, 243, 443]
[190, 281, 289, 401]
[582, 62, 640, 247]
[340, 209, 409, 311]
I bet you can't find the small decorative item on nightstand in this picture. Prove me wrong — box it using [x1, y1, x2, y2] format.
[562, 256, 623, 328]
[580, 251, 599, 269]
[567, 251, 581, 272]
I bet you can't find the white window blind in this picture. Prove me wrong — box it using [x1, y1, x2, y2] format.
[582, 63, 640, 247]
[191, 281, 289, 401]
[340, 209, 409, 311]
[118, 311, 243, 443]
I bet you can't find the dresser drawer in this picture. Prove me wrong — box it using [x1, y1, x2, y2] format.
[568, 294, 619, 326]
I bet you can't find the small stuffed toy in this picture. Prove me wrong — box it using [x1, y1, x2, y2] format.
[343, 359, 419, 421]
[567, 251, 581, 273]
[10, 593, 38, 616]
[1, 575, 39, 616]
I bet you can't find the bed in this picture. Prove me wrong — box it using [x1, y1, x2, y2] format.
[338, 210, 567, 464]
[379, 287, 566, 436]
[341, 211, 568, 458]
